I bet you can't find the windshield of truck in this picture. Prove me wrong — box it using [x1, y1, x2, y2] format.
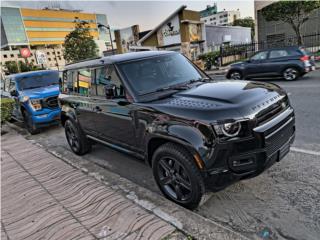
[17, 71, 59, 90]
[117, 53, 206, 95]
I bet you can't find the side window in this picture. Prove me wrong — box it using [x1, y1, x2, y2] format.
[93, 65, 125, 99]
[65, 70, 77, 94]
[269, 50, 288, 59]
[251, 51, 268, 61]
[8, 79, 16, 92]
[78, 68, 92, 96]
[4, 77, 11, 92]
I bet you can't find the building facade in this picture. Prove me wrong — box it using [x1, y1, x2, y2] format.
[200, 4, 240, 26]
[1, 7, 109, 71]
[138, 6, 206, 60]
[255, 0, 320, 44]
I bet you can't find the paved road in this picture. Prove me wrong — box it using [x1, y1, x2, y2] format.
[19, 69, 320, 240]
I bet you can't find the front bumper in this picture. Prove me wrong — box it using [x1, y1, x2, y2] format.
[31, 108, 61, 126]
[204, 107, 295, 191]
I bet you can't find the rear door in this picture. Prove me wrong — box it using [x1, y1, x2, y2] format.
[266, 49, 292, 75]
[90, 65, 137, 150]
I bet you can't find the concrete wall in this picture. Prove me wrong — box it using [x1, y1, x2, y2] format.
[205, 25, 251, 49]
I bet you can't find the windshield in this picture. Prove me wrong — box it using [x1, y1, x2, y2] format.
[17, 71, 59, 90]
[118, 53, 205, 95]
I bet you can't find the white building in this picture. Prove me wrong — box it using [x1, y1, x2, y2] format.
[201, 10, 240, 26]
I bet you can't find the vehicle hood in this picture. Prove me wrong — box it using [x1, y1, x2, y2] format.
[19, 85, 60, 99]
[145, 80, 287, 123]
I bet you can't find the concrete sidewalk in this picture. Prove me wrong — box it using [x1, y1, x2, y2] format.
[1, 132, 176, 240]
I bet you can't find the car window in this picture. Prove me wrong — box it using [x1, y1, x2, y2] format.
[92, 65, 125, 99]
[269, 50, 288, 59]
[251, 51, 268, 61]
[4, 77, 11, 92]
[8, 79, 16, 92]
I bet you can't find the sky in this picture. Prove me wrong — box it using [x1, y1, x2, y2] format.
[2, 0, 255, 31]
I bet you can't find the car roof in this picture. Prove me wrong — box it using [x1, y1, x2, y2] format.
[64, 51, 175, 70]
[8, 70, 58, 80]
[261, 46, 302, 51]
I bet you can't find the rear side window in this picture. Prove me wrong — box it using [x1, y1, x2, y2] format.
[269, 50, 288, 59]
[62, 69, 94, 96]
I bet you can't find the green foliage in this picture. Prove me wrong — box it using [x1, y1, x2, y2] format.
[198, 51, 220, 69]
[233, 17, 255, 39]
[63, 21, 99, 63]
[4, 61, 19, 75]
[3, 61, 44, 75]
[262, 0, 320, 44]
[1, 98, 14, 123]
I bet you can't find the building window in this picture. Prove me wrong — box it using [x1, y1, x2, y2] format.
[4, 55, 7, 58]
[48, 58, 51, 61]
[57, 51, 60, 55]
[10, 54, 14, 58]
[58, 56, 62, 60]
[31, 59, 35, 62]
[47, 52, 50, 55]
[213, 17, 216, 20]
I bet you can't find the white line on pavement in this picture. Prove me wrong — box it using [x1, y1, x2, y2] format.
[291, 147, 320, 156]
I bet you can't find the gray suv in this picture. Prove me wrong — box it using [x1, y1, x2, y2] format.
[226, 46, 316, 81]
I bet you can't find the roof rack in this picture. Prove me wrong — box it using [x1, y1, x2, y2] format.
[65, 56, 102, 66]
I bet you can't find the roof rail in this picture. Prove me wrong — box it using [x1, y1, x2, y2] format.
[65, 56, 102, 66]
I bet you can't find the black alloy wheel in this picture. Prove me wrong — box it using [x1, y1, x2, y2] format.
[152, 143, 204, 210]
[65, 119, 91, 155]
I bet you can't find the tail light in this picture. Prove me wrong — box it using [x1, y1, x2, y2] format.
[300, 55, 309, 62]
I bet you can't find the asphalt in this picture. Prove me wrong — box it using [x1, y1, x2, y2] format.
[7, 69, 320, 240]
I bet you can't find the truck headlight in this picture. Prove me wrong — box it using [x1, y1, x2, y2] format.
[213, 120, 251, 139]
[30, 99, 42, 111]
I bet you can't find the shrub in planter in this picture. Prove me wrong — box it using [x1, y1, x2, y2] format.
[198, 51, 220, 70]
[1, 98, 14, 123]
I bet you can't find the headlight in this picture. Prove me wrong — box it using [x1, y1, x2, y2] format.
[213, 120, 250, 139]
[29, 98, 42, 111]
[21, 96, 30, 102]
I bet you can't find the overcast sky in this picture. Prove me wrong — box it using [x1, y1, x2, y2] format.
[2, 0, 254, 31]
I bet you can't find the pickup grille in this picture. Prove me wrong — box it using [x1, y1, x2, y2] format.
[42, 96, 59, 109]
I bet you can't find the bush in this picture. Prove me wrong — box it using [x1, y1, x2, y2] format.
[1, 98, 14, 123]
[198, 51, 220, 70]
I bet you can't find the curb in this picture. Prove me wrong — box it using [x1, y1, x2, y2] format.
[4, 122, 251, 240]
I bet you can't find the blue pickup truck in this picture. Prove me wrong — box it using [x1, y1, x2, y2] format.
[1, 70, 61, 134]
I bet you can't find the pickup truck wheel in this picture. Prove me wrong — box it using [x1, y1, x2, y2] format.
[65, 119, 91, 155]
[22, 110, 40, 135]
[152, 143, 205, 210]
[283, 67, 300, 81]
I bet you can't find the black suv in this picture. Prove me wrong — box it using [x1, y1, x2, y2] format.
[60, 51, 295, 209]
[226, 46, 316, 81]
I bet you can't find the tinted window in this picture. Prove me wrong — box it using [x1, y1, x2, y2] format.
[118, 53, 204, 95]
[269, 50, 288, 59]
[251, 51, 268, 60]
[17, 72, 59, 90]
[92, 65, 125, 98]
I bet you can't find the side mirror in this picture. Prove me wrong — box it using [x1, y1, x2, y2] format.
[105, 83, 117, 99]
[10, 90, 18, 97]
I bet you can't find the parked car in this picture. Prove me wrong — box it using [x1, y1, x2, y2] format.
[226, 46, 316, 81]
[1, 70, 60, 134]
[60, 51, 295, 209]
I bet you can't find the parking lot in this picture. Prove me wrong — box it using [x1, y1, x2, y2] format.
[19, 70, 320, 240]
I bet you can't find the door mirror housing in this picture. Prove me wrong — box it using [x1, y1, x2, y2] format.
[10, 90, 18, 97]
[105, 83, 117, 99]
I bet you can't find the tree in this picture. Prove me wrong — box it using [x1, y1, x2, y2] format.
[261, 0, 320, 45]
[233, 17, 255, 40]
[63, 21, 99, 63]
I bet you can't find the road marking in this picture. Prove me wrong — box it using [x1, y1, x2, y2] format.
[291, 147, 320, 156]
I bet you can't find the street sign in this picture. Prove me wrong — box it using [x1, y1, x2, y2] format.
[36, 51, 47, 65]
[20, 48, 31, 58]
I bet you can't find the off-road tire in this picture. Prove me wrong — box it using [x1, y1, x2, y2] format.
[65, 119, 92, 155]
[22, 110, 40, 135]
[152, 143, 205, 210]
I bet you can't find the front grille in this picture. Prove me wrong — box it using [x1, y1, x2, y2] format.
[265, 119, 294, 156]
[42, 96, 59, 109]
